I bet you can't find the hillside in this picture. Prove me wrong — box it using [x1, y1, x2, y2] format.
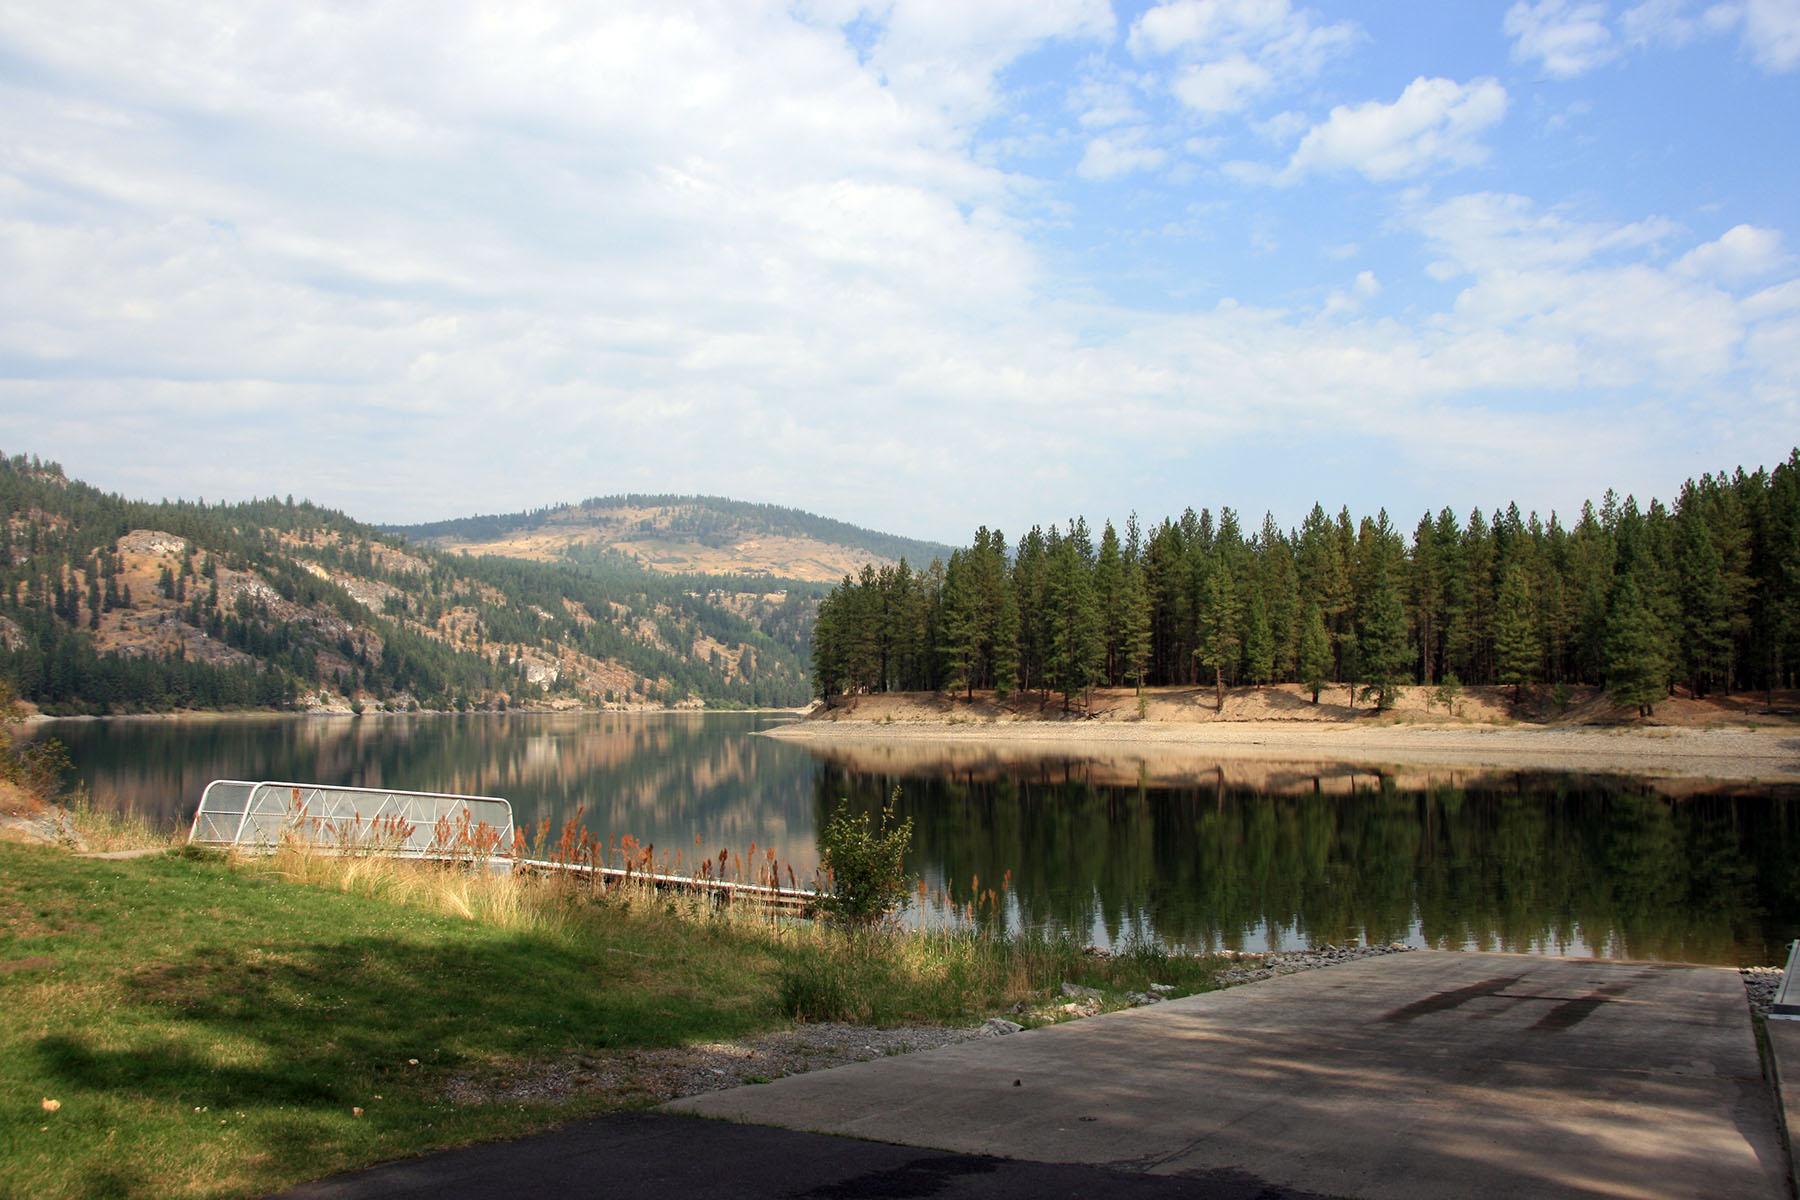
[0, 454, 815, 714]
[394, 495, 953, 584]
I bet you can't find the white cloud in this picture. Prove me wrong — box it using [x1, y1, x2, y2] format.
[1172, 54, 1273, 115]
[1675, 224, 1788, 282]
[1737, 0, 1800, 70]
[1276, 77, 1509, 183]
[1505, 1, 1619, 78]
[1622, 0, 1800, 71]
[1130, 0, 1359, 115]
[0, 2, 1792, 537]
[1078, 130, 1170, 179]
[1412, 192, 1680, 275]
[862, 0, 1116, 129]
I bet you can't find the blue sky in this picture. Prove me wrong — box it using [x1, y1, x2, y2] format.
[1, 1, 1796, 543]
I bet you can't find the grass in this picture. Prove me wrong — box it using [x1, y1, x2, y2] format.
[0, 841, 1223, 1199]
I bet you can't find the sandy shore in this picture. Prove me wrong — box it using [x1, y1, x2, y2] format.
[764, 719, 1800, 784]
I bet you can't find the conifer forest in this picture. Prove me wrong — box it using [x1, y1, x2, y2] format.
[811, 451, 1800, 715]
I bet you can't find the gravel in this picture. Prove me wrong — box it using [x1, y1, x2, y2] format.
[1207, 942, 1416, 987]
[1742, 965, 1784, 1018]
[445, 941, 1417, 1108]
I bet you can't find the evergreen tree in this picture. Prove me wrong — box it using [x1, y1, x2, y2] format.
[1493, 564, 1538, 704]
[1355, 563, 1408, 710]
[1298, 603, 1330, 703]
[1196, 555, 1242, 711]
[1605, 573, 1672, 717]
[1122, 555, 1152, 692]
[1044, 521, 1102, 711]
[1675, 511, 1730, 696]
[1244, 582, 1274, 685]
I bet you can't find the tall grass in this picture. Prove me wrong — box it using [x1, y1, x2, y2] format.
[247, 836, 1222, 1027]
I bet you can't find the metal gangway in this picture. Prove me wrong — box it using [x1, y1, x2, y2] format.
[188, 780, 515, 863]
[185, 779, 814, 910]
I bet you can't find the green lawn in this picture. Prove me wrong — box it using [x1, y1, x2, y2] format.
[0, 842, 1220, 1199]
[0, 843, 798, 1199]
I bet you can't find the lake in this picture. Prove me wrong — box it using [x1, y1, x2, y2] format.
[32, 711, 1800, 965]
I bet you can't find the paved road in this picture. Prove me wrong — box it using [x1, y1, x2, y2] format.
[672, 951, 1786, 1200]
[281, 1110, 1328, 1199]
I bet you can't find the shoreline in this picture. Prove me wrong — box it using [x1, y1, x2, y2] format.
[21, 705, 808, 727]
[764, 719, 1800, 783]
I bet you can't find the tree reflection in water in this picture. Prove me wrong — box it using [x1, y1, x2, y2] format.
[37, 713, 1798, 965]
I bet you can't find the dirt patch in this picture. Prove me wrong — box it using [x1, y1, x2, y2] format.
[0, 955, 56, 974]
[444, 1023, 984, 1107]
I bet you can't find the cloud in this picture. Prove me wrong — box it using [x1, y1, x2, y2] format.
[1412, 192, 1681, 276]
[1130, 0, 1360, 116]
[1623, 0, 1800, 71]
[1504, 1, 1619, 78]
[1675, 224, 1787, 282]
[0, 2, 1793, 539]
[1172, 54, 1273, 115]
[1275, 77, 1508, 183]
[1077, 130, 1170, 179]
[861, 0, 1116, 129]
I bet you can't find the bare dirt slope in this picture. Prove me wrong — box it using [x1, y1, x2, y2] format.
[413, 500, 946, 584]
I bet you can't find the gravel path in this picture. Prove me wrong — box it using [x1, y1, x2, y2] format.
[448, 942, 1418, 1108]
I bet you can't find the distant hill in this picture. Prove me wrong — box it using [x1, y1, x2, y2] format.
[393, 495, 954, 585]
[0, 456, 816, 714]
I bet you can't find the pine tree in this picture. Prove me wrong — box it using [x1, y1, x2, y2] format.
[1493, 563, 1538, 704]
[1044, 523, 1101, 711]
[1196, 556, 1242, 711]
[1605, 573, 1672, 717]
[1122, 557, 1152, 692]
[1244, 582, 1274, 685]
[1095, 522, 1124, 685]
[1356, 563, 1409, 709]
[1298, 603, 1330, 703]
[1675, 511, 1730, 696]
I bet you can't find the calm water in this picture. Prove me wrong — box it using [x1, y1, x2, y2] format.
[32, 712, 1800, 965]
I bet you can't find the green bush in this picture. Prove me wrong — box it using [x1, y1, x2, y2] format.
[816, 788, 913, 927]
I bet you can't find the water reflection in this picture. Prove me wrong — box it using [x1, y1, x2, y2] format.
[34, 714, 1800, 965]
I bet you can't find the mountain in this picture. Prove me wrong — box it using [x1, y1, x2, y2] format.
[393, 495, 953, 585]
[0, 455, 832, 714]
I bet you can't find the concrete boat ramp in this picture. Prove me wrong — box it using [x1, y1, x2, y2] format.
[670, 951, 1784, 1199]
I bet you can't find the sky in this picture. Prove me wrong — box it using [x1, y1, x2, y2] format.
[1, 1, 1796, 544]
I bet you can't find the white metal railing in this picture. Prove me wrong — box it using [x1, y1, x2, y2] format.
[1772, 940, 1800, 1021]
[187, 780, 514, 860]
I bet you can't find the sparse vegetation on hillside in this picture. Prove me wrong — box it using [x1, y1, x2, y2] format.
[395, 493, 952, 575]
[0, 454, 811, 714]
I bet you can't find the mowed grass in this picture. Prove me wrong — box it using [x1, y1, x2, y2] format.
[0, 842, 1222, 1200]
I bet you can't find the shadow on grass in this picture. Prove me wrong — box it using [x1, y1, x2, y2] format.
[37, 929, 770, 1112]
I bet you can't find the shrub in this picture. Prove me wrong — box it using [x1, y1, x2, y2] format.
[816, 788, 914, 927]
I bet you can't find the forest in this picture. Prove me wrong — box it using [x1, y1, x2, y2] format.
[811, 451, 1800, 715]
[0, 454, 812, 713]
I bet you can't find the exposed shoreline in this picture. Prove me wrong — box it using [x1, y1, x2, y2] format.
[764, 718, 1800, 783]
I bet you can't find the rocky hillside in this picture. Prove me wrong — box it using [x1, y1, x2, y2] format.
[0, 455, 816, 714]
[395, 495, 952, 584]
